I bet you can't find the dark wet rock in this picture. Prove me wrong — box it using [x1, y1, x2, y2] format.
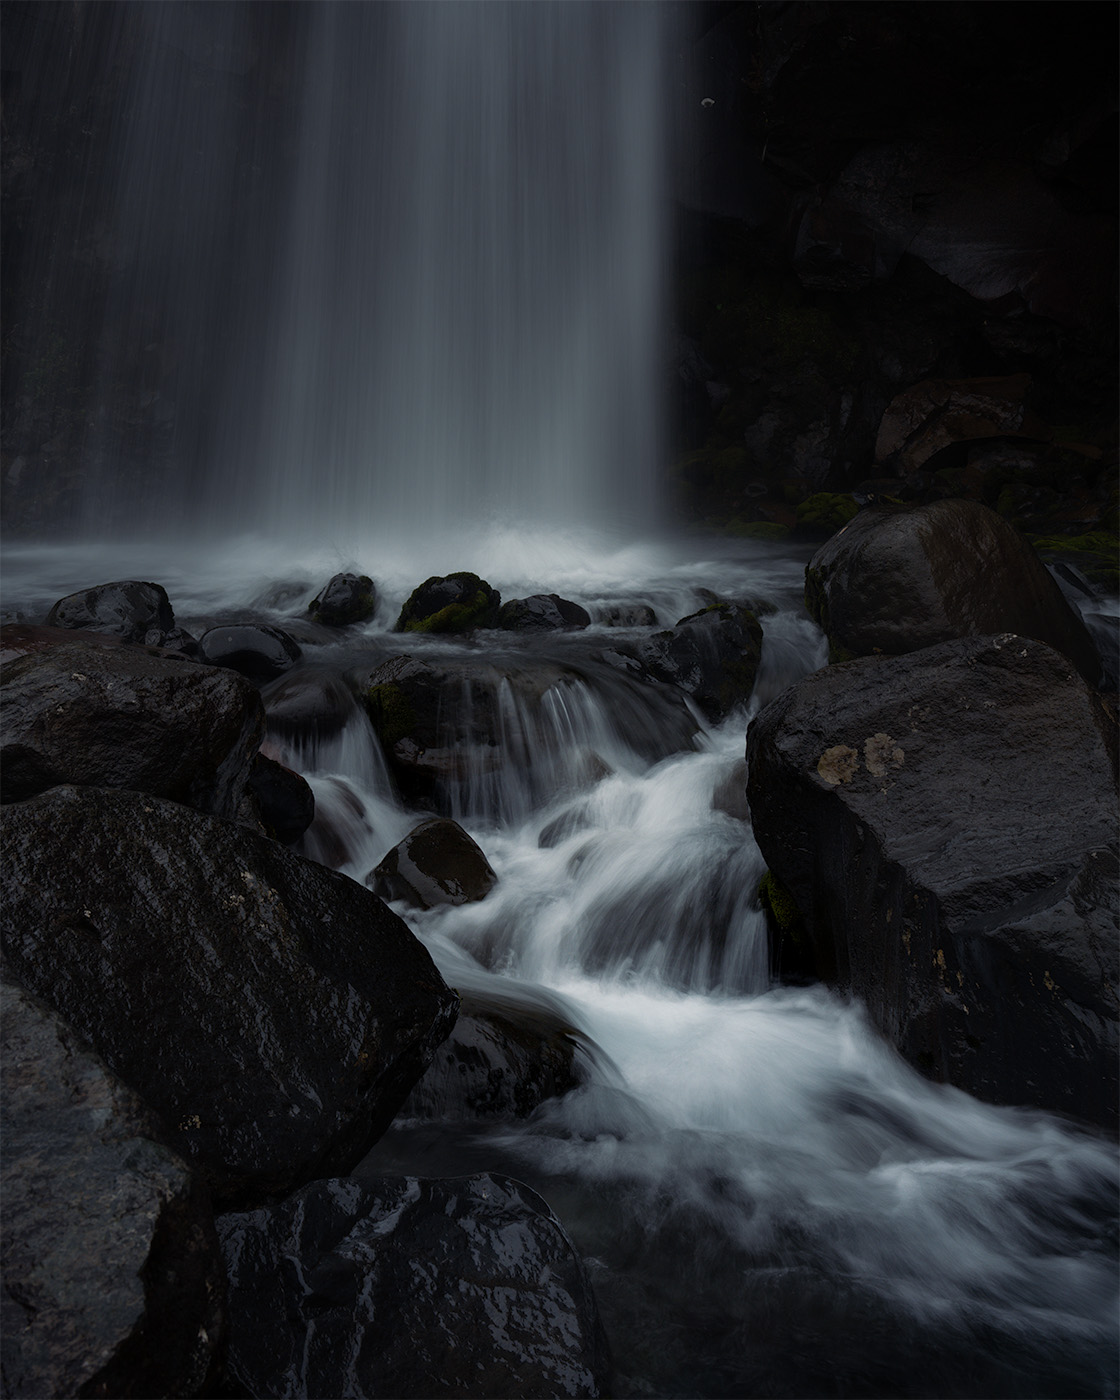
[44, 579, 175, 644]
[638, 602, 764, 722]
[394, 571, 501, 634]
[247, 753, 315, 846]
[198, 623, 302, 681]
[805, 500, 1103, 685]
[498, 594, 591, 632]
[745, 634, 1119, 1131]
[1, 977, 222, 1400]
[308, 572, 377, 627]
[402, 985, 588, 1121]
[218, 1172, 610, 1399]
[598, 603, 658, 627]
[261, 666, 357, 739]
[368, 817, 498, 910]
[1, 785, 459, 1203]
[875, 375, 1052, 476]
[0, 637, 264, 817]
[142, 623, 198, 657]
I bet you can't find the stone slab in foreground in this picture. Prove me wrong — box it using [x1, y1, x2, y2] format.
[218, 1172, 610, 1398]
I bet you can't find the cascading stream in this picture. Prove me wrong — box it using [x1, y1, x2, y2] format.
[3, 3, 1115, 1396]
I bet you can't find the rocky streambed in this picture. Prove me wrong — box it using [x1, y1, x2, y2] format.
[2, 509, 1117, 1399]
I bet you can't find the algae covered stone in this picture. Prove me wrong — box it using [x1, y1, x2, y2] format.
[394, 573, 501, 634]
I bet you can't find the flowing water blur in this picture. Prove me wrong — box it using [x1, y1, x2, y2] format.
[3, 2, 1116, 1394]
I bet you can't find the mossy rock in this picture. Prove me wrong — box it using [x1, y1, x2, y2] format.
[308, 573, 377, 627]
[365, 682, 416, 748]
[758, 870, 816, 981]
[1028, 532, 1120, 592]
[795, 493, 859, 536]
[394, 573, 501, 634]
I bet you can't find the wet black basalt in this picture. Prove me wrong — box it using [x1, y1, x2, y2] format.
[368, 816, 498, 910]
[308, 571, 377, 627]
[1, 977, 223, 1400]
[0, 636, 264, 817]
[498, 593, 591, 632]
[804, 499, 1104, 684]
[746, 633, 1120, 1130]
[1, 785, 459, 1204]
[218, 1172, 611, 1398]
[198, 623, 302, 681]
[44, 579, 176, 644]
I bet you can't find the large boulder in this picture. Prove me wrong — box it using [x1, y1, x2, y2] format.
[44, 579, 175, 644]
[1, 786, 459, 1202]
[308, 572, 377, 627]
[745, 634, 1119, 1130]
[401, 986, 588, 1121]
[637, 602, 764, 722]
[804, 499, 1103, 684]
[198, 623, 302, 681]
[0, 637, 264, 817]
[367, 817, 498, 910]
[394, 572, 501, 634]
[217, 1173, 611, 1399]
[498, 594, 591, 632]
[1, 977, 222, 1400]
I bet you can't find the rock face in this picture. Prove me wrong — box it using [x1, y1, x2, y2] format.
[804, 500, 1103, 684]
[1, 978, 223, 1400]
[394, 572, 501, 634]
[498, 594, 591, 632]
[44, 579, 176, 644]
[745, 634, 1119, 1130]
[198, 623, 302, 680]
[368, 817, 498, 910]
[1, 786, 459, 1202]
[874, 375, 1052, 475]
[246, 753, 315, 846]
[218, 1173, 611, 1399]
[638, 603, 764, 722]
[401, 987, 588, 1121]
[0, 638, 264, 817]
[308, 572, 377, 627]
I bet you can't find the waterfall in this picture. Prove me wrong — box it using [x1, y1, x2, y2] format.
[42, 1, 668, 545]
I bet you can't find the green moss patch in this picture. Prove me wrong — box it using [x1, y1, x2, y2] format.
[1028, 531, 1120, 591]
[366, 682, 416, 747]
[796, 493, 858, 533]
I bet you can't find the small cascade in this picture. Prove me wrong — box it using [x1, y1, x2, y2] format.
[260, 674, 408, 882]
[439, 726, 772, 994]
